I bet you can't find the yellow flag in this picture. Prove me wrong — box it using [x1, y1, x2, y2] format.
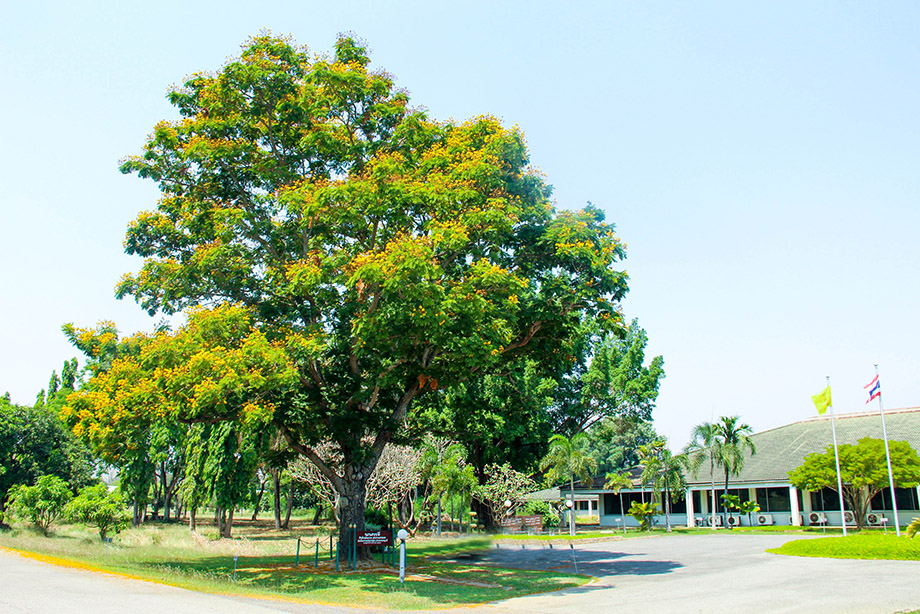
[811, 385, 832, 415]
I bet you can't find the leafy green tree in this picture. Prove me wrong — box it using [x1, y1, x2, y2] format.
[627, 501, 658, 531]
[110, 33, 629, 538]
[604, 471, 633, 533]
[63, 307, 291, 530]
[0, 396, 93, 524]
[714, 416, 755, 527]
[61, 323, 157, 524]
[584, 416, 660, 477]
[474, 462, 536, 528]
[8, 475, 73, 534]
[182, 422, 264, 538]
[540, 433, 598, 536]
[788, 437, 920, 531]
[65, 484, 130, 541]
[414, 358, 556, 482]
[567, 320, 664, 433]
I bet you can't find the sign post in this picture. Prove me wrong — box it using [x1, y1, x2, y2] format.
[397, 528, 408, 583]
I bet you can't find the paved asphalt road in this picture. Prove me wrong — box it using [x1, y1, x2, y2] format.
[2, 534, 918, 614]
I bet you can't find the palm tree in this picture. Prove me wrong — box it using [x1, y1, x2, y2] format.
[420, 439, 466, 535]
[604, 471, 633, 534]
[432, 457, 477, 533]
[640, 441, 686, 532]
[637, 440, 665, 504]
[684, 422, 721, 528]
[654, 448, 687, 532]
[714, 416, 756, 527]
[540, 433, 598, 536]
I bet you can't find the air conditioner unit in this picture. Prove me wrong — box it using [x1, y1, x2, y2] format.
[789, 514, 804, 526]
[843, 510, 856, 525]
[727, 515, 739, 526]
[809, 512, 827, 525]
[866, 513, 881, 525]
[756, 514, 774, 526]
[708, 515, 723, 527]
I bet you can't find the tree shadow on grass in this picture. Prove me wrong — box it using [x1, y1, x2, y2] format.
[137, 554, 582, 607]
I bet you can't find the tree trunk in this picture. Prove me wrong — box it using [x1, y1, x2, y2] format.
[311, 503, 324, 525]
[568, 477, 576, 537]
[252, 478, 266, 521]
[282, 481, 295, 529]
[223, 508, 234, 538]
[273, 470, 282, 530]
[189, 506, 197, 531]
[336, 464, 370, 548]
[470, 497, 491, 531]
[664, 484, 671, 531]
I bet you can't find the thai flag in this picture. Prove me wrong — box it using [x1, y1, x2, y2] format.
[864, 375, 881, 404]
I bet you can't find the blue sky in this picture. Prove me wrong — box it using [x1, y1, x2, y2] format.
[2, 1, 918, 448]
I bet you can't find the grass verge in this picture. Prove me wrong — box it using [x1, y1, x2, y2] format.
[0, 522, 587, 610]
[767, 533, 920, 560]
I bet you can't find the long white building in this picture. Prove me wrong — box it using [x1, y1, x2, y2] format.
[576, 407, 920, 528]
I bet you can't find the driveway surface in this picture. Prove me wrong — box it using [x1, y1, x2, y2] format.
[2, 534, 918, 614]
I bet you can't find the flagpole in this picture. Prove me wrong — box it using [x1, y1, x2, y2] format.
[874, 364, 901, 536]
[826, 376, 848, 537]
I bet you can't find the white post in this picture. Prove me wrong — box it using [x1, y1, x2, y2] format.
[686, 489, 695, 528]
[826, 377, 848, 537]
[789, 485, 802, 526]
[871, 365, 901, 536]
[397, 529, 408, 583]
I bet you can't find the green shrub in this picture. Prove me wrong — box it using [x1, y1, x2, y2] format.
[524, 500, 560, 528]
[8, 475, 72, 534]
[628, 501, 658, 531]
[65, 483, 131, 541]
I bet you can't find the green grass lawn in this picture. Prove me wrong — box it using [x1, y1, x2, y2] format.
[0, 522, 587, 609]
[767, 533, 920, 560]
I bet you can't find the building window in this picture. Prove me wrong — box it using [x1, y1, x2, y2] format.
[668, 493, 687, 514]
[810, 488, 842, 511]
[870, 487, 920, 511]
[756, 487, 791, 513]
[603, 491, 651, 515]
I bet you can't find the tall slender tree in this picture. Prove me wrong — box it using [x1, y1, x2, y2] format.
[714, 416, 756, 527]
[540, 433, 598, 536]
[603, 471, 632, 533]
[684, 422, 721, 528]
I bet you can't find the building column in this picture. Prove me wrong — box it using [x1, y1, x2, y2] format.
[801, 487, 813, 523]
[747, 488, 757, 526]
[790, 485, 802, 526]
[588, 498, 594, 516]
[686, 489, 695, 528]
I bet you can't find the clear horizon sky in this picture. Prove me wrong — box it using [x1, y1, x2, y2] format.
[2, 1, 918, 449]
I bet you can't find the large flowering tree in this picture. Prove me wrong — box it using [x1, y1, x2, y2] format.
[76, 34, 629, 535]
